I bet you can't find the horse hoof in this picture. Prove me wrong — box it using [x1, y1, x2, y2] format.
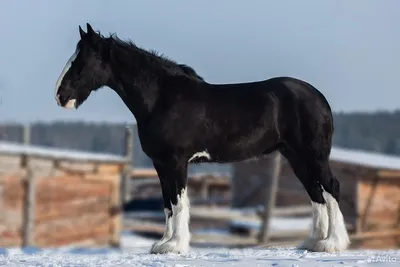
[313, 237, 349, 253]
[150, 239, 188, 254]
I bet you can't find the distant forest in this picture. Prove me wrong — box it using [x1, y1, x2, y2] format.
[0, 110, 400, 173]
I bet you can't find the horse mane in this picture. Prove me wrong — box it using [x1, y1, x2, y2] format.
[96, 31, 204, 81]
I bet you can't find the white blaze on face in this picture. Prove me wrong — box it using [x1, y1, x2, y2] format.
[54, 49, 80, 107]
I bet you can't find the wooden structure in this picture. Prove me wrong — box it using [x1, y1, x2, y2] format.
[129, 172, 231, 205]
[231, 146, 400, 249]
[0, 141, 127, 248]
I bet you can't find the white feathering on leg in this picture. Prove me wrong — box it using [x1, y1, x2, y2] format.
[314, 189, 350, 252]
[153, 188, 191, 254]
[150, 208, 173, 253]
[298, 201, 329, 250]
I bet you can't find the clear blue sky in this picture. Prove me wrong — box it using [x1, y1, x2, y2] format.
[0, 0, 399, 123]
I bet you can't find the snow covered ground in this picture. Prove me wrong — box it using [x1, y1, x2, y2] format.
[0, 232, 398, 266]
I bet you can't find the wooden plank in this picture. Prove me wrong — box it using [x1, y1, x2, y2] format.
[0, 150, 126, 165]
[2, 179, 25, 210]
[190, 207, 260, 221]
[35, 197, 110, 222]
[35, 182, 111, 203]
[97, 164, 122, 174]
[56, 160, 97, 174]
[350, 229, 400, 240]
[258, 205, 313, 217]
[376, 170, 400, 179]
[127, 207, 256, 222]
[0, 235, 23, 247]
[124, 219, 165, 235]
[110, 174, 122, 248]
[0, 155, 21, 173]
[357, 180, 399, 231]
[35, 175, 83, 187]
[35, 212, 110, 238]
[35, 218, 111, 247]
[131, 168, 158, 178]
[121, 125, 134, 203]
[84, 173, 121, 183]
[126, 206, 312, 223]
[27, 158, 56, 177]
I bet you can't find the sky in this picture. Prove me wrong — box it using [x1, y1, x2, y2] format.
[0, 0, 399, 123]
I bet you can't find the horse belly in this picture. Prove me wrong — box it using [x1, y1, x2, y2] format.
[201, 129, 278, 164]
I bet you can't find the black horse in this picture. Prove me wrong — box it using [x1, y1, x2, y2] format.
[54, 23, 350, 254]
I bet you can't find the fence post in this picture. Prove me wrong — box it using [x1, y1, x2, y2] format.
[121, 125, 134, 204]
[258, 152, 282, 244]
[22, 124, 35, 247]
[23, 124, 31, 145]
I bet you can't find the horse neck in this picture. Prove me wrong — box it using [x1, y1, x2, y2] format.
[106, 50, 162, 123]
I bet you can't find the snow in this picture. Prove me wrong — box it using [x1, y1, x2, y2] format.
[330, 146, 400, 170]
[0, 232, 397, 266]
[0, 141, 126, 163]
[231, 216, 313, 232]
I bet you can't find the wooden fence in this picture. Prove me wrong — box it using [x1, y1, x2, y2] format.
[0, 125, 133, 248]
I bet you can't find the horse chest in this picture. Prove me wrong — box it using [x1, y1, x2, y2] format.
[136, 123, 185, 160]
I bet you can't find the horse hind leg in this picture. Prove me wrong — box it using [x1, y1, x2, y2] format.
[314, 162, 350, 252]
[281, 149, 329, 251]
[286, 148, 350, 252]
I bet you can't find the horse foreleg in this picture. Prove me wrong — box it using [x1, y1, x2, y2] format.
[150, 162, 190, 254]
[150, 162, 174, 254]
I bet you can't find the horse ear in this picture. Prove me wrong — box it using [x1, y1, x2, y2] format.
[86, 23, 95, 36]
[86, 23, 101, 44]
[79, 26, 86, 39]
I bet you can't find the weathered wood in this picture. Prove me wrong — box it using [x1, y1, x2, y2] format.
[56, 160, 98, 174]
[258, 205, 313, 217]
[0, 232, 23, 247]
[0, 143, 123, 248]
[35, 212, 111, 247]
[124, 219, 165, 235]
[36, 224, 111, 247]
[35, 212, 110, 235]
[35, 197, 110, 222]
[377, 170, 400, 179]
[97, 163, 123, 174]
[121, 125, 134, 203]
[357, 179, 400, 231]
[0, 155, 21, 173]
[27, 158, 56, 177]
[35, 181, 111, 203]
[349, 229, 400, 250]
[126, 206, 308, 223]
[350, 229, 400, 240]
[2, 178, 25, 210]
[131, 168, 158, 178]
[259, 152, 282, 244]
[109, 171, 122, 248]
[21, 155, 35, 247]
[84, 173, 123, 183]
